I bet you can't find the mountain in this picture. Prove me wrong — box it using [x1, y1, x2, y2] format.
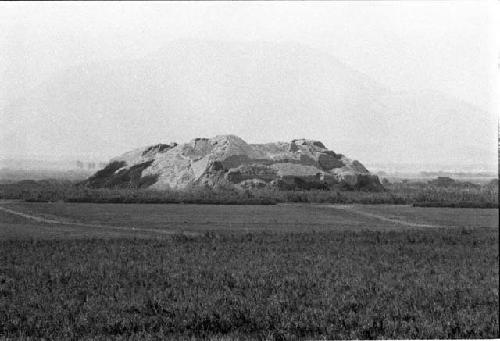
[85, 135, 381, 190]
[1, 40, 496, 168]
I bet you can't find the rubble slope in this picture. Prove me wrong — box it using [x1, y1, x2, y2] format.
[86, 135, 381, 190]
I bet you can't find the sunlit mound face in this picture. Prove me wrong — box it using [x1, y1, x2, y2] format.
[86, 135, 381, 191]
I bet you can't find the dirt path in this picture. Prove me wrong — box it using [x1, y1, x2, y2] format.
[327, 204, 441, 228]
[0, 202, 199, 236]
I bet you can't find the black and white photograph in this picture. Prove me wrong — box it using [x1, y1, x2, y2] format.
[0, 1, 498, 339]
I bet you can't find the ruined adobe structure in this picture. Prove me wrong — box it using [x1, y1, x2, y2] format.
[86, 135, 381, 190]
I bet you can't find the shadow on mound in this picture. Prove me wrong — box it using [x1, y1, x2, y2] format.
[85, 160, 158, 189]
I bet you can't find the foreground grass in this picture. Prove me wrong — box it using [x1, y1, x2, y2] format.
[1, 229, 498, 339]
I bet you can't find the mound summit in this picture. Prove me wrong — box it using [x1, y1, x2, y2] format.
[86, 135, 381, 191]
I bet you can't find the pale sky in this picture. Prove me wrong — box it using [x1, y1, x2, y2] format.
[0, 1, 498, 169]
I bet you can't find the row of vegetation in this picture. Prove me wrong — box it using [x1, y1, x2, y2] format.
[1, 229, 498, 339]
[0, 178, 497, 207]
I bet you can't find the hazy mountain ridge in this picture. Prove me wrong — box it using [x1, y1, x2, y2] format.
[2, 40, 496, 167]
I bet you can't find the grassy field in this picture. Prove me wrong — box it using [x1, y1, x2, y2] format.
[0, 202, 498, 339]
[0, 201, 498, 238]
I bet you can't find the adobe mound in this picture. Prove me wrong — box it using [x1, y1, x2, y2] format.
[85, 135, 381, 191]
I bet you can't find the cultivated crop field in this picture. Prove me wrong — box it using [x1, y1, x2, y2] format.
[0, 201, 498, 339]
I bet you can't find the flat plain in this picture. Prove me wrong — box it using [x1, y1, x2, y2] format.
[1, 201, 498, 238]
[0, 201, 498, 339]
